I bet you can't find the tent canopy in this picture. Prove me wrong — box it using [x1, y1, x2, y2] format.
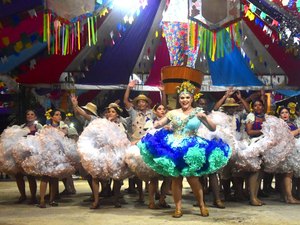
[0, 0, 299, 89]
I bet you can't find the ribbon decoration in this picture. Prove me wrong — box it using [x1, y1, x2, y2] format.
[43, 0, 112, 55]
[197, 22, 241, 62]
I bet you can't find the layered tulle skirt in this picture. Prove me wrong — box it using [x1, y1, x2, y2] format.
[236, 116, 294, 172]
[276, 138, 300, 177]
[199, 111, 243, 178]
[77, 118, 132, 180]
[14, 127, 77, 178]
[138, 128, 231, 177]
[0, 125, 29, 175]
[125, 145, 160, 181]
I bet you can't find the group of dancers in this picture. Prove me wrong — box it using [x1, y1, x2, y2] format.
[0, 80, 300, 218]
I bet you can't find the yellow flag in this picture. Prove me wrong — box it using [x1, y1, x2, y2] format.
[14, 41, 24, 52]
[2, 37, 10, 46]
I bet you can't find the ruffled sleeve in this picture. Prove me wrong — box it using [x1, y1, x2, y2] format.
[195, 107, 204, 114]
[166, 110, 173, 121]
[246, 113, 255, 124]
[36, 123, 43, 131]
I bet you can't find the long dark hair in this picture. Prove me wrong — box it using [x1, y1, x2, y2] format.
[25, 109, 37, 117]
[276, 105, 289, 117]
[152, 103, 165, 111]
[49, 108, 66, 121]
[252, 98, 264, 107]
[108, 106, 122, 116]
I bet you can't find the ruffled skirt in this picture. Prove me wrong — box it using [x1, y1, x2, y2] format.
[14, 127, 76, 178]
[236, 116, 294, 172]
[125, 145, 160, 181]
[276, 138, 300, 176]
[0, 125, 29, 175]
[138, 128, 231, 177]
[77, 118, 132, 180]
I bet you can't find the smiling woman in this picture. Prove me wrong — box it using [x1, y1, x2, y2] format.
[138, 81, 231, 218]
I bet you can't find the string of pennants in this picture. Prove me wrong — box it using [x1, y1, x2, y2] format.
[43, 7, 110, 55]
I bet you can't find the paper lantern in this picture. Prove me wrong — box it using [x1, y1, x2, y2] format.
[188, 0, 242, 31]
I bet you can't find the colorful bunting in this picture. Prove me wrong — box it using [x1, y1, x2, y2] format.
[197, 22, 241, 62]
[27, 9, 37, 18]
[43, 1, 113, 55]
[245, 0, 299, 53]
[2, 37, 10, 46]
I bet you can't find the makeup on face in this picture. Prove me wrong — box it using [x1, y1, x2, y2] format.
[280, 109, 290, 121]
[179, 93, 193, 110]
[26, 110, 37, 123]
[107, 108, 118, 121]
[154, 104, 166, 118]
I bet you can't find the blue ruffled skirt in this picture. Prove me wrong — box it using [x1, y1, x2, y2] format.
[138, 129, 231, 177]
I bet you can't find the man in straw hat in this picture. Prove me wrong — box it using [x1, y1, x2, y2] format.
[213, 88, 250, 203]
[214, 88, 250, 114]
[70, 94, 98, 127]
[123, 80, 155, 201]
[70, 94, 102, 201]
[124, 80, 154, 143]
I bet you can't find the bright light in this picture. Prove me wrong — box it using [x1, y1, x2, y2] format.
[123, 15, 129, 23]
[281, 0, 289, 6]
[128, 15, 134, 24]
[34, 120, 38, 124]
[112, 0, 146, 13]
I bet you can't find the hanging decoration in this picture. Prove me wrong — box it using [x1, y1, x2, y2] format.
[186, 0, 242, 61]
[244, 0, 300, 53]
[46, 0, 95, 22]
[162, 22, 200, 67]
[188, 0, 242, 31]
[161, 0, 195, 66]
[197, 22, 241, 61]
[112, 0, 148, 24]
[0, 7, 43, 58]
[264, 0, 300, 16]
[43, 0, 112, 55]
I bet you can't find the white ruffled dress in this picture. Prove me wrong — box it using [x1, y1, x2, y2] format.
[236, 114, 294, 172]
[77, 118, 132, 180]
[0, 125, 29, 175]
[14, 127, 77, 178]
[125, 127, 162, 182]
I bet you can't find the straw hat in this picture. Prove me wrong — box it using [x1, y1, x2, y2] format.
[82, 102, 98, 116]
[133, 94, 152, 106]
[222, 98, 239, 107]
[107, 103, 123, 113]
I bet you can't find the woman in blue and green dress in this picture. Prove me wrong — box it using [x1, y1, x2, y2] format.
[138, 81, 231, 218]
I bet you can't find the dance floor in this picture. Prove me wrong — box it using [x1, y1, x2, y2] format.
[0, 179, 299, 225]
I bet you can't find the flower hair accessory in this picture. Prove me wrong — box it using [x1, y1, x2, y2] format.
[287, 102, 297, 115]
[276, 105, 284, 115]
[287, 102, 297, 119]
[45, 109, 52, 120]
[176, 81, 196, 95]
[249, 101, 253, 112]
[66, 112, 73, 117]
[194, 92, 203, 101]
